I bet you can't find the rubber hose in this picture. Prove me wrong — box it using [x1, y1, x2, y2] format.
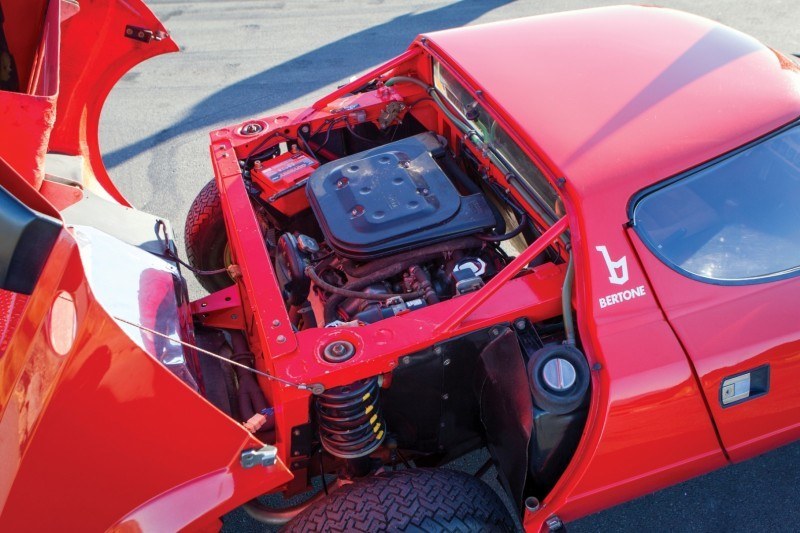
[477, 213, 529, 242]
[324, 254, 461, 323]
[562, 253, 576, 345]
[385, 76, 473, 136]
[340, 237, 483, 278]
[228, 331, 270, 424]
[307, 266, 425, 302]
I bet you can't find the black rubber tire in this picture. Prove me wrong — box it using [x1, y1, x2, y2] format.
[184, 179, 233, 292]
[283, 468, 517, 533]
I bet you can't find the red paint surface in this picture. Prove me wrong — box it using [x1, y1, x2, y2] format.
[3, 3, 800, 531]
[0, 232, 292, 531]
[49, 0, 178, 203]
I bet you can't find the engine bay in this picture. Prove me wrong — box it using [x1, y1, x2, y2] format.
[271, 132, 514, 328]
[193, 53, 589, 520]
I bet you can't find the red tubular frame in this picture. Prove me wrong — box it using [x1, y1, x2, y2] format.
[209, 111, 569, 466]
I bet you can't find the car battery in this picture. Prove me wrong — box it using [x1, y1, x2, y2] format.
[251, 150, 319, 216]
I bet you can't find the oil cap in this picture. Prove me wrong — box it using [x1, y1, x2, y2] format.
[542, 358, 577, 392]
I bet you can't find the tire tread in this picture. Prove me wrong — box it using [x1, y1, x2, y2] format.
[284, 468, 516, 533]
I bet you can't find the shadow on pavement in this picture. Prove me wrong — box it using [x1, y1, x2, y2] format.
[103, 0, 511, 169]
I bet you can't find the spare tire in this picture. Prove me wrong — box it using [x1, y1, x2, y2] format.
[283, 468, 517, 532]
[184, 179, 233, 292]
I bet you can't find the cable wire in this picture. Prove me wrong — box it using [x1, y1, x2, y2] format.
[112, 315, 324, 394]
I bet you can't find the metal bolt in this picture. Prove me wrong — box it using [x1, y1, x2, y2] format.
[201, 302, 208, 308]
[546, 516, 564, 531]
[440, 421, 446, 428]
[322, 341, 356, 363]
[276, 335, 286, 343]
[231, 314, 238, 320]
[241, 122, 263, 135]
[293, 429, 301, 436]
[514, 318, 526, 330]
[443, 359, 451, 366]
[433, 346, 442, 355]
[402, 356, 411, 365]
[442, 393, 449, 400]
[272, 319, 281, 327]
[292, 451, 299, 456]
[490, 327, 500, 337]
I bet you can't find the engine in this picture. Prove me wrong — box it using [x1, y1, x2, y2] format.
[272, 133, 510, 327]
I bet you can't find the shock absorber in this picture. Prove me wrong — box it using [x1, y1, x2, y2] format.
[316, 376, 386, 459]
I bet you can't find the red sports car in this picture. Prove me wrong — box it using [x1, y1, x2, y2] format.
[1, 1, 799, 531]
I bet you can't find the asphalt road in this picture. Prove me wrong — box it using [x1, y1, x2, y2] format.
[101, 1, 800, 531]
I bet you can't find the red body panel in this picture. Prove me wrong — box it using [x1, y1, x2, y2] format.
[0, 0, 176, 200]
[0, 230, 293, 531]
[48, 0, 177, 204]
[423, 6, 800, 201]
[632, 234, 800, 462]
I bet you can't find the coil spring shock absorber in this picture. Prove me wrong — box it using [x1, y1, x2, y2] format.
[316, 376, 386, 459]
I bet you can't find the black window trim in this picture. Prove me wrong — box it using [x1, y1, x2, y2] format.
[627, 116, 800, 287]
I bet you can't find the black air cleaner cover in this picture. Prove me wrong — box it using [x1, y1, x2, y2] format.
[307, 133, 495, 259]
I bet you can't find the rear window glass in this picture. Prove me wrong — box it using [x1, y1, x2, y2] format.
[631, 122, 800, 284]
[432, 60, 560, 224]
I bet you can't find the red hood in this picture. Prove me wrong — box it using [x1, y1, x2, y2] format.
[0, 0, 177, 205]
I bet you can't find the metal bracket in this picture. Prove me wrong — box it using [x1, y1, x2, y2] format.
[124, 25, 167, 43]
[240, 444, 278, 469]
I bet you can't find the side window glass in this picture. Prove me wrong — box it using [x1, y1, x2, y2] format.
[631, 123, 800, 284]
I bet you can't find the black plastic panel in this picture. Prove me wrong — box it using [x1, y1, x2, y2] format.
[307, 132, 495, 259]
[0, 185, 61, 294]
